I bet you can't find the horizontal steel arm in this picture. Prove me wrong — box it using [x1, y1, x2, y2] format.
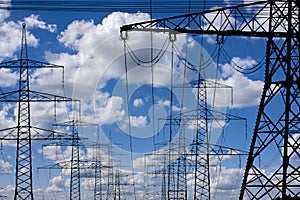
[121, 0, 299, 38]
[0, 90, 79, 102]
[0, 59, 63, 68]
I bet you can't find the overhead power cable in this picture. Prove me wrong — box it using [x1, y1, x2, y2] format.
[124, 38, 170, 68]
[0, 0, 267, 13]
[220, 46, 265, 74]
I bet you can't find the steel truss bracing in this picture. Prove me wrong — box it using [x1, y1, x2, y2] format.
[0, 24, 77, 200]
[39, 159, 113, 199]
[240, 2, 300, 199]
[40, 121, 104, 200]
[78, 142, 113, 200]
[68, 121, 81, 200]
[120, 0, 300, 199]
[161, 107, 247, 200]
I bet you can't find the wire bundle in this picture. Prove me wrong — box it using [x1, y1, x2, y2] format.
[0, 0, 263, 13]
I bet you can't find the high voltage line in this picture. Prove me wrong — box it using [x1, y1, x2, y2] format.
[0, 0, 265, 13]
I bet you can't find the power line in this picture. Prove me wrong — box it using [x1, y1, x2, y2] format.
[0, 0, 265, 13]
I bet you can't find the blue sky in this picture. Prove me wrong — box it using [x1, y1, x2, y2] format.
[0, 0, 271, 199]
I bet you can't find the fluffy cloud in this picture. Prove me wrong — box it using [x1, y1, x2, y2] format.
[0, 21, 37, 60]
[133, 98, 143, 107]
[157, 99, 182, 112]
[81, 91, 125, 125]
[0, 159, 13, 173]
[24, 14, 57, 33]
[0, 14, 56, 61]
[207, 56, 264, 108]
[0, 8, 267, 199]
[210, 167, 244, 199]
[0, 68, 18, 87]
[41, 12, 189, 130]
[46, 175, 69, 194]
[0, 0, 10, 23]
[130, 115, 147, 127]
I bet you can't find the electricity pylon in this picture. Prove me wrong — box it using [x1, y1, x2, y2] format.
[0, 23, 77, 199]
[120, 0, 300, 199]
[159, 108, 247, 200]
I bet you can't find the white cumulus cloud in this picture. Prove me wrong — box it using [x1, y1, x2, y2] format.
[208, 56, 264, 108]
[130, 115, 147, 127]
[133, 98, 144, 107]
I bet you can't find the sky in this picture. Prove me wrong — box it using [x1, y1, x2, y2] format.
[0, 0, 272, 199]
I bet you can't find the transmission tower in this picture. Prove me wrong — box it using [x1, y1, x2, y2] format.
[0, 23, 77, 200]
[39, 121, 102, 200]
[120, 0, 300, 199]
[158, 107, 247, 200]
[79, 142, 113, 200]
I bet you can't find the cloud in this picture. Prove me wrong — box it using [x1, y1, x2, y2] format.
[133, 98, 144, 107]
[157, 99, 182, 112]
[82, 91, 125, 125]
[0, 14, 57, 61]
[38, 145, 65, 161]
[42, 12, 190, 128]
[0, 21, 36, 60]
[130, 115, 147, 127]
[0, 0, 10, 23]
[44, 12, 193, 93]
[0, 68, 18, 87]
[24, 14, 57, 33]
[46, 175, 69, 192]
[207, 56, 264, 108]
[0, 104, 15, 128]
[0, 10, 265, 199]
[210, 167, 244, 199]
[0, 159, 13, 173]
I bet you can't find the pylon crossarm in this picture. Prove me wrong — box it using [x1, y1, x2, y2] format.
[38, 161, 69, 170]
[208, 143, 248, 156]
[184, 143, 248, 157]
[29, 90, 77, 102]
[0, 126, 18, 140]
[0, 59, 63, 69]
[0, 126, 76, 140]
[0, 90, 18, 101]
[0, 90, 77, 102]
[120, 1, 299, 38]
[30, 126, 75, 140]
[161, 108, 246, 123]
[39, 160, 112, 170]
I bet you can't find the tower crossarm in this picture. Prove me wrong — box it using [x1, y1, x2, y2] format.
[0, 90, 78, 102]
[0, 126, 75, 140]
[38, 160, 112, 170]
[120, 0, 299, 38]
[0, 59, 63, 69]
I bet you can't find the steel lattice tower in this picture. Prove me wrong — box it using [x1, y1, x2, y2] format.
[240, 1, 300, 199]
[120, 0, 300, 199]
[15, 23, 34, 200]
[39, 120, 100, 200]
[0, 23, 76, 200]
[69, 121, 81, 200]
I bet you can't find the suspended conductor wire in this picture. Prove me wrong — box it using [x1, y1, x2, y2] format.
[220, 45, 265, 74]
[175, 0, 191, 193]
[0, 0, 261, 13]
[124, 37, 170, 68]
[173, 43, 219, 72]
[167, 36, 175, 199]
[210, 40, 224, 199]
[150, 0, 157, 156]
[60, 67, 73, 122]
[122, 39, 137, 200]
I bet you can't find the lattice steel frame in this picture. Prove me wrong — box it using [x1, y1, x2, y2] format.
[0, 24, 77, 200]
[120, 1, 300, 199]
